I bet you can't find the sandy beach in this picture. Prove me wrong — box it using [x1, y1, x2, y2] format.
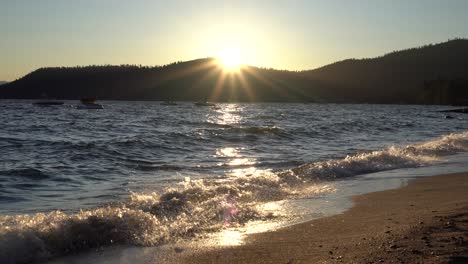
[184, 173, 468, 264]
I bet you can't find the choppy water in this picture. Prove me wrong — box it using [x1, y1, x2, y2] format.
[1, 101, 468, 263]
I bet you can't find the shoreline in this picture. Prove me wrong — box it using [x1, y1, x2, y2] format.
[185, 172, 468, 263]
[46, 172, 468, 264]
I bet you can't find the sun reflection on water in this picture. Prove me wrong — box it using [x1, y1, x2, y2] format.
[209, 215, 287, 247]
[208, 103, 244, 125]
[216, 147, 238, 157]
[228, 158, 254, 166]
[215, 229, 245, 246]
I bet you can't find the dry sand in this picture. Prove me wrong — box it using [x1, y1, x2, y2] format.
[185, 173, 468, 263]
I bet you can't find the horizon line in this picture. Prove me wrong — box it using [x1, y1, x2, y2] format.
[3, 38, 466, 82]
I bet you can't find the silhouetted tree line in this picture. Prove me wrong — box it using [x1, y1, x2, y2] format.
[300, 39, 468, 103]
[1, 39, 468, 104]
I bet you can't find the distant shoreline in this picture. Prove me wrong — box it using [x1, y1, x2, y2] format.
[1, 99, 466, 107]
[2, 39, 468, 104]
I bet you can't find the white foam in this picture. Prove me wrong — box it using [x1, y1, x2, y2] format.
[281, 132, 468, 181]
[2, 131, 468, 263]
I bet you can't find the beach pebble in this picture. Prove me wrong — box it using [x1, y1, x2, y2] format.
[174, 247, 184, 253]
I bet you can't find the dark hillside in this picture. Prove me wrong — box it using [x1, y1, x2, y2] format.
[0, 58, 325, 102]
[302, 39, 468, 103]
[2, 39, 467, 103]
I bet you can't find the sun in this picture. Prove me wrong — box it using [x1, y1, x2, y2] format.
[217, 48, 242, 72]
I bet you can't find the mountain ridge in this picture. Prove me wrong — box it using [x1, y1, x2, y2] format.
[2, 39, 468, 104]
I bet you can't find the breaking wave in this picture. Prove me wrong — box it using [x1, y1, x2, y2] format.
[283, 132, 468, 180]
[1, 132, 468, 263]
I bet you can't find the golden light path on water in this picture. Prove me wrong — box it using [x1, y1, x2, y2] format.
[210, 104, 260, 177]
[210, 103, 243, 125]
[205, 103, 279, 246]
[200, 104, 336, 247]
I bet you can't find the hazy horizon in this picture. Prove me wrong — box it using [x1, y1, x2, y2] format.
[2, 0, 468, 81]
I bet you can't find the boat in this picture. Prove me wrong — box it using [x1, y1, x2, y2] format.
[33, 100, 64, 106]
[80, 97, 98, 104]
[194, 101, 216, 107]
[161, 101, 177, 106]
[437, 107, 468, 114]
[77, 97, 104, 109]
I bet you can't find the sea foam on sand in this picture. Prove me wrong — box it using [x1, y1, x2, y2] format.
[1, 132, 468, 263]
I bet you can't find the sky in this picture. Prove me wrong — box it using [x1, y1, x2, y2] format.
[1, 0, 468, 81]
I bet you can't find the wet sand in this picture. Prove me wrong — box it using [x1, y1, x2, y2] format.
[48, 173, 468, 264]
[186, 173, 468, 263]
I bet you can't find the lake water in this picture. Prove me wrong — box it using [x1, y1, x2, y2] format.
[1, 101, 468, 263]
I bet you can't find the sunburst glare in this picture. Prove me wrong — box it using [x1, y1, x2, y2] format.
[217, 48, 242, 72]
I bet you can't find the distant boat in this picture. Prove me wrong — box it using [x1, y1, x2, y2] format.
[80, 97, 98, 104]
[33, 100, 64, 106]
[194, 101, 216, 107]
[161, 101, 177, 106]
[77, 97, 103, 109]
[437, 107, 468, 114]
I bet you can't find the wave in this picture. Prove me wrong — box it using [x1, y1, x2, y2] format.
[1, 132, 468, 263]
[123, 163, 186, 172]
[0, 168, 51, 180]
[281, 132, 468, 180]
[0, 172, 333, 263]
[227, 126, 284, 135]
[201, 125, 285, 135]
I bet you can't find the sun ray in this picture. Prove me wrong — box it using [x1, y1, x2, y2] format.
[191, 65, 222, 88]
[208, 70, 227, 101]
[242, 66, 293, 100]
[161, 59, 217, 83]
[236, 68, 256, 101]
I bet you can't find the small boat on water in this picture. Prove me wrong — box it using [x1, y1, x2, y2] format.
[77, 97, 103, 109]
[437, 107, 468, 114]
[194, 101, 216, 107]
[80, 97, 97, 104]
[161, 101, 177, 106]
[33, 100, 64, 106]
